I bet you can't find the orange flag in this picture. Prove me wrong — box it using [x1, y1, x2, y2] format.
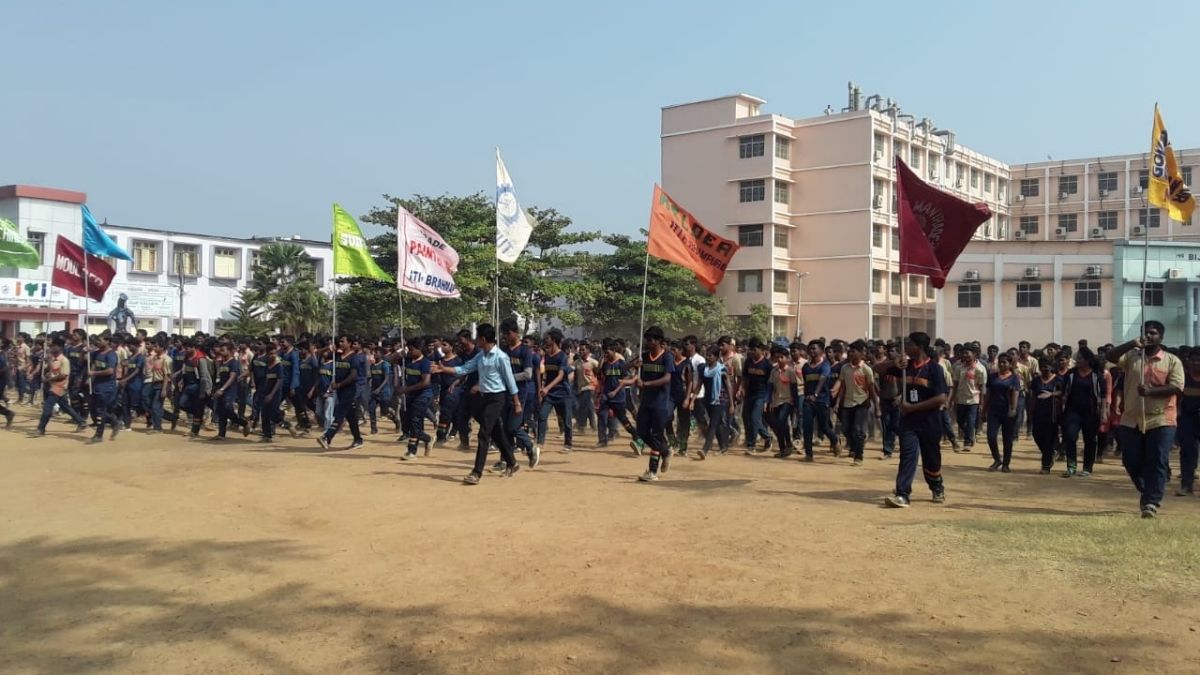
[648, 185, 740, 293]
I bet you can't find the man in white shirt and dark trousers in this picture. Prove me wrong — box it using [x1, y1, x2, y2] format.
[433, 323, 523, 485]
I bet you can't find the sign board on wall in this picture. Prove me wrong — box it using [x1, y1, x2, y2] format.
[0, 278, 68, 306]
[97, 281, 178, 317]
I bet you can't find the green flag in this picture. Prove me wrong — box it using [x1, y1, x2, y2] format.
[332, 203, 392, 282]
[0, 218, 40, 269]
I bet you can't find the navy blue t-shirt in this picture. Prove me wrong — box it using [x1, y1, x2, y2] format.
[639, 350, 675, 410]
[216, 358, 241, 399]
[986, 371, 1021, 417]
[542, 350, 572, 401]
[602, 358, 628, 405]
[802, 360, 832, 403]
[895, 358, 948, 433]
[503, 343, 535, 395]
[91, 350, 119, 393]
[404, 356, 431, 398]
[744, 356, 771, 398]
[670, 356, 687, 404]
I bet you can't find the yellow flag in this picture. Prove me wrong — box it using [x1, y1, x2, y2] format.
[1148, 105, 1195, 223]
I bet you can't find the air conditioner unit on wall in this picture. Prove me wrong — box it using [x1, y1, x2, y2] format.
[1015, 194, 1025, 202]
[1054, 227, 1067, 238]
[874, 150, 884, 161]
[964, 269, 981, 282]
[1131, 185, 1144, 195]
[1084, 265, 1102, 278]
[1089, 227, 1104, 239]
[1098, 189, 1109, 199]
[1167, 268, 1183, 280]
[1013, 230, 1027, 240]
[1024, 267, 1040, 279]
[873, 194, 884, 209]
[1133, 225, 1147, 236]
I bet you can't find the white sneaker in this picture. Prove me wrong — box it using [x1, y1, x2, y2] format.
[637, 471, 658, 482]
[529, 444, 541, 469]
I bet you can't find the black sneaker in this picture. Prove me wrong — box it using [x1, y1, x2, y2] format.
[490, 461, 506, 473]
[401, 451, 417, 461]
[932, 491, 946, 504]
[884, 494, 911, 508]
[316, 436, 330, 450]
[1141, 504, 1158, 519]
[3, 411, 13, 428]
[348, 440, 364, 450]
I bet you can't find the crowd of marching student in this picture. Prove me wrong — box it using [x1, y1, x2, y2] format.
[1, 318, 1193, 516]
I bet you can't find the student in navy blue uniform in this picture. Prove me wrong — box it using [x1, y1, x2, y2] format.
[317, 335, 365, 450]
[741, 337, 773, 453]
[213, 343, 250, 439]
[260, 343, 289, 441]
[118, 337, 146, 429]
[537, 329, 574, 455]
[523, 334, 543, 436]
[299, 341, 321, 429]
[249, 345, 269, 430]
[88, 334, 121, 443]
[398, 337, 433, 459]
[279, 336, 310, 433]
[635, 326, 675, 482]
[315, 342, 335, 433]
[883, 332, 949, 508]
[800, 340, 839, 460]
[66, 330, 89, 419]
[367, 346, 395, 435]
[499, 319, 536, 465]
[455, 330, 480, 450]
[667, 340, 692, 456]
[434, 341, 464, 445]
[598, 340, 640, 449]
[1176, 349, 1200, 495]
[981, 353, 1021, 472]
[1029, 359, 1063, 473]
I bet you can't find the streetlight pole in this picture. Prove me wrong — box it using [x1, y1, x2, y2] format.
[795, 271, 809, 341]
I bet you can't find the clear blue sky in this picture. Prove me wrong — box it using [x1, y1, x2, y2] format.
[3, 0, 1194, 241]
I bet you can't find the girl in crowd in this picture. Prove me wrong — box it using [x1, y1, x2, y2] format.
[1059, 348, 1108, 478]
[982, 352, 1020, 472]
[1030, 360, 1064, 473]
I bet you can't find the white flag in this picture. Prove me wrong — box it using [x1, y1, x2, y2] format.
[496, 148, 536, 263]
[397, 206, 461, 299]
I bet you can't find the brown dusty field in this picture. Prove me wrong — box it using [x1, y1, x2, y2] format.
[2, 406, 1199, 674]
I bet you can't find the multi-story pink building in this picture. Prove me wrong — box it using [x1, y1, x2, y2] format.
[661, 88, 1010, 341]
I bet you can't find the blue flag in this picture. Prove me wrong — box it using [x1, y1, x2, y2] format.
[82, 204, 132, 261]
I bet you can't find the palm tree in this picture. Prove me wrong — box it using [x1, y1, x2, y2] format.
[247, 242, 330, 334]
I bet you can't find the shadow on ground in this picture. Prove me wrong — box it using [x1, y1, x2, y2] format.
[0, 534, 1172, 674]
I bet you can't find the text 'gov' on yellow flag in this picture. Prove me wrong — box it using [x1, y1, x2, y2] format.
[1149, 105, 1196, 223]
[332, 203, 393, 282]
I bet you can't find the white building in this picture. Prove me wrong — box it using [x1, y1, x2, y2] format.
[0, 184, 333, 337]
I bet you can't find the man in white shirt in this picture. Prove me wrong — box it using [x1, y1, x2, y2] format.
[951, 346, 988, 451]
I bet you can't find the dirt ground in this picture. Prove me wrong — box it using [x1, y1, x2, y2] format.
[2, 407, 1199, 675]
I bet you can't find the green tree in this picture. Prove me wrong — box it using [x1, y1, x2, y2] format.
[246, 242, 332, 335]
[220, 290, 269, 336]
[580, 233, 734, 340]
[741, 303, 772, 343]
[336, 194, 600, 337]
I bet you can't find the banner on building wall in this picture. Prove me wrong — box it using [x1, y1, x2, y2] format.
[0, 278, 68, 306]
[99, 281, 177, 316]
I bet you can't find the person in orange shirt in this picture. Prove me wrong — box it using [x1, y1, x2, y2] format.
[1106, 320, 1185, 518]
[35, 338, 87, 437]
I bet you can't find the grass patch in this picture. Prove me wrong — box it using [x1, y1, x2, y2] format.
[936, 514, 1200, 595]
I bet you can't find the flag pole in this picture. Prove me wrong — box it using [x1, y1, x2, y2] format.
[84, 250, 92, 397]
[1140, 197, 1150, 430]
[637, 247, 650, 356]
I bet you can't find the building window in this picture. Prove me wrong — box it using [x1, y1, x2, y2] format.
[1098, 172, 1118, 192]
[1019, 216, 1039, 234]
[1058, 213, 1078, 232]
[247, 249, 261, 280]
[739, 179, 765, 203]
[1074, 281, 1102, 307]
[773, 181, 789, 205]
[909, 279, 920, 298]
[26, 231, 45, 261]
[984, 174, 994, 193]
[1058, 175, 1078, 195]
[872, 224, 884, 248]
[893, 141, 906, 165]
[737, 224, 764, 247]
[773, 227, 788, 249]
[132, 240, 159, 273]
[213, 247, 239, 279]
[1019, 178, 1039, 197]
[738, 270, 763, 293]
[738, 135, 765, 159]
[1139, 170, 1149, 189]
[1184, 166, 1193, 186]
[1016, 283, 1042, 308]
[172, 244, 200, 277]
[874, 134, 886, 159]
[872, 270, 883, 293]
[1099, 211, 1118, 230]
[172, 319, 199, 336]
[773, 270, 788, 293]
[998, 178, 1008, 200]
[774, 136, 790, 160]
[926, 283, 935, 300]
[970, 168, 980, 188]
[772, 315, 787, 338]
[958, 284, 982, 308]
[890, 272, 901, 297]
[910, 148, 921, 169]
[1139, 208, 1161, 229]
[890, 227, 899, 251]
[1143, 282, 1164, 306]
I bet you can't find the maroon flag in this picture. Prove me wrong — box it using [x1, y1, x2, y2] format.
[51, 235, 116, 301]
[896, 158, 992, 289]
